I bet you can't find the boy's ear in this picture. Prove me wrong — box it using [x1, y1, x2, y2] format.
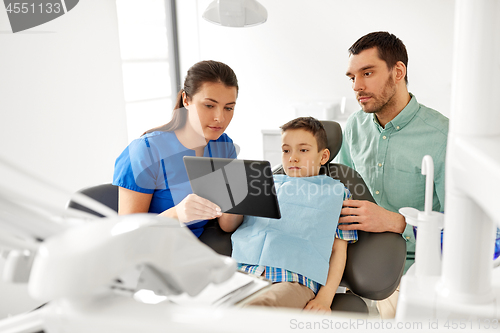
[320, 148, 330, 165]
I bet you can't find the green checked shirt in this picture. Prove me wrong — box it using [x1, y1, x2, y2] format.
[335, 93, 449, 274]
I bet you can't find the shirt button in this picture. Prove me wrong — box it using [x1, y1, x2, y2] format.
[378, 163, 382, 167]
[382, 136, 387, 139]
[375, 191, 380, 195]
[396, 126, 400, 130]
[406, 236, 411, 240]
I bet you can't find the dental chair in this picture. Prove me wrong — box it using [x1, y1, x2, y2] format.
[67, 121, 406, 314]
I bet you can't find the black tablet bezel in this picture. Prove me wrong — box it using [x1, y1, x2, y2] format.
[183, 156, 281, 219]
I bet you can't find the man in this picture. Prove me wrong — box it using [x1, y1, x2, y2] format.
[336, 32, 449, 318]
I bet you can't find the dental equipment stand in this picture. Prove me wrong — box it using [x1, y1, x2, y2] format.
[397, 0, 500, 320]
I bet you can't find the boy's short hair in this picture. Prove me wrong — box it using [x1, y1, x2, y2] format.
[348, 31, 409, 85]
[280, 117, 328, 151]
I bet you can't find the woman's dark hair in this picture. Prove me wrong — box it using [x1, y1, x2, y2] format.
[348, 31, 409, 85]
[144, 60, 238, 134]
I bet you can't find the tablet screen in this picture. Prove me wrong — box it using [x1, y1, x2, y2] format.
[183, 157, 281, 219]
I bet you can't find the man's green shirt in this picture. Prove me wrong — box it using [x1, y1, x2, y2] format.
[336, 94, 449, 273]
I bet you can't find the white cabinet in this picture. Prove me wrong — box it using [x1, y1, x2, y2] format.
[262, 129, 282, 168]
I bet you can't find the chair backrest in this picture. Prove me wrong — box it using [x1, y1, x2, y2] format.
[66, 184, 119, 218]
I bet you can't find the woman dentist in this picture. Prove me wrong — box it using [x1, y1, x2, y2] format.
[113, 60, 242, 238]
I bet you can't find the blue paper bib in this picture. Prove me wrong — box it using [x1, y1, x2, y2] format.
[231, 174, 345, 285]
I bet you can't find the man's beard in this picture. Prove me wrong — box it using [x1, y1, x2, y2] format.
[359, 76, 397, 114]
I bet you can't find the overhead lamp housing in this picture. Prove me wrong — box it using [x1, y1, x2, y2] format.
[202, 0, 267, 28]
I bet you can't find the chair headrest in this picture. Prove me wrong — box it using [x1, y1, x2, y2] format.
[320, 121, 343, 164]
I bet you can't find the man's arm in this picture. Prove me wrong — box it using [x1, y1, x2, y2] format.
[304, 238, 348, 312]
[338, 200, 406, 233]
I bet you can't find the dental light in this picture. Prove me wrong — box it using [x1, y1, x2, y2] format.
[202, 0, 267, 28]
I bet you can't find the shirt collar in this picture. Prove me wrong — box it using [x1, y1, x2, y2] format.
[372, 93, 419, 131]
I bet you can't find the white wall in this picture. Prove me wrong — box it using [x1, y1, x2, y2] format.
[0, 0, 127, 318]
[177, 0, 455, 160]
[0, 0, 128, 208]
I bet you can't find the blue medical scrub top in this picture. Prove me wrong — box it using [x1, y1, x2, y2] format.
[113, 131, 237, 237]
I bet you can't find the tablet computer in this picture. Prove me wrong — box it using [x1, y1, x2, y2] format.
[183, 156, 281, 219]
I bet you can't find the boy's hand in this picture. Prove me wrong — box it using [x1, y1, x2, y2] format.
[303, 298, 331, 313]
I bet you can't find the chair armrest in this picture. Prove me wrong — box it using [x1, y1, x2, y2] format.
[342, 231, 406, 300]
[198, 219, 233, 257]
[330, 293, 369, 314]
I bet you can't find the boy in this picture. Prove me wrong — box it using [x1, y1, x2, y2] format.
[219, 117, 357, 312]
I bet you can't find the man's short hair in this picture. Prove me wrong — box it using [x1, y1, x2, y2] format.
[348, 31, 409, 84]
[280, 117, 327, 151]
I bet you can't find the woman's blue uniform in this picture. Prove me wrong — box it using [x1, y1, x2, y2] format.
[113, 131, 237, 237]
